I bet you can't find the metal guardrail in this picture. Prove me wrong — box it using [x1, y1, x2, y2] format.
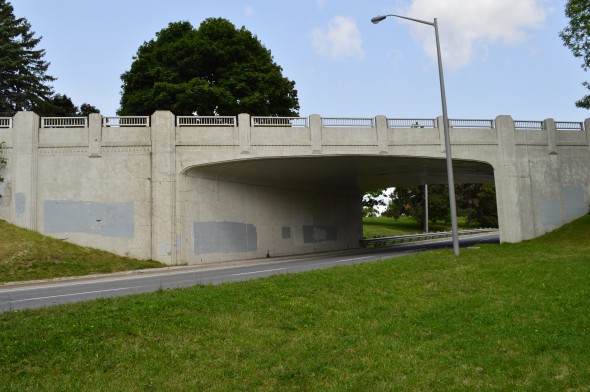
[251, 116, 308, 127]
[449, 119, 495, 128]
[0, 118, 12, 128]
[360, 228, 498, 247]
[322, 117, 374, 127]
[177, 116, 236, 127]
[102, 116, 149, 127]
[41, 117, 87, 128]
[387, 118, 437, 128]
[556, 121, 584, 131]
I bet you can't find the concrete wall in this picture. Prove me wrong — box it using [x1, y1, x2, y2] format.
[0, 111, 589, 265]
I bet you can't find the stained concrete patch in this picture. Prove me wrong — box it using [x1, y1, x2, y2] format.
[540, 200, 561, 226]
[561, 185, 587, 221]
[44, 200, 135, 237]
[194, 221, 257, 254]
[302, 225, 337, 243]
[15, 192, 25, 218]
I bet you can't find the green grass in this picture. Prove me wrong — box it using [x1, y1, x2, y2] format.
[0, 220, 163, 283]
[1, 216, 589, 390]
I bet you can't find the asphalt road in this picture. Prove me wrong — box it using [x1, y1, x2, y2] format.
[0, 233, 498, 313]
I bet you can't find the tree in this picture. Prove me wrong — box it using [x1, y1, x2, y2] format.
[560, 0, 590, 109]
[119, 18, 299, 116]
[362, 189, 387, 217]
[383, 184, 498, 228]
[0, 0, 55, 114]
[34, 94, 100, 117]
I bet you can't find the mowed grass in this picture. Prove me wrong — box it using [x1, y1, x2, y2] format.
[1, 216, 589, 390]
[363, 215, 477, 237]
[0, 220, 163, 283]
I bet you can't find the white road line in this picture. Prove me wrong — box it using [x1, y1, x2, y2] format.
[228, 267, 287, 277]
[6, 285, 151, 304]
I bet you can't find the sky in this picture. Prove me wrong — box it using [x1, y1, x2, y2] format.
[9, 0, 590, 122]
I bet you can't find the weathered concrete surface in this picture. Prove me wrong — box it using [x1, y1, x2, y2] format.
[0, 111, 588, 265]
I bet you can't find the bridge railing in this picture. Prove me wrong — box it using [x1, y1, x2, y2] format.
[387, 118, 437, 128]
[41, 117, 87, 128]
[322, 117, 374, 127]
[0, 117, 12, 128]
[177, 116, 236, 127]
[449, 119, 495, 128]
[102, 116, 149, 127]
[514, 121, 544, 130]
[556, 121, 584, 131]
[251, 116, 308, 127]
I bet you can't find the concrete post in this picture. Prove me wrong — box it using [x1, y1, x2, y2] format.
[436, 115, 446, 152]
[585, 118, 590, 153]
[544, 118, 557, 155]
[11, 111, 39, 230]
[375, 115, 388, 154]
[238, 113, 251, 154]
[150, 111, 177, 264]
[310, 114, 322, 154]
[88, 113, 102, 158]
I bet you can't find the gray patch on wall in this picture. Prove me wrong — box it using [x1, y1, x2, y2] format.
[561, 185, 587, 221]
[302, 225, 337, 243]
[282, 226, 291, 239]
[44, 200, 135, 237]
[540, 200, 561, 226]
[194, 221, 257, 254]
[15, 192, 25, 218]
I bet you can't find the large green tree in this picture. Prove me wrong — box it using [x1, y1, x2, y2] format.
[560, 0, 590, 109]
[34, 94, 100, 117]
[0, 0, 55, 114]
[119, 18, 299, 116]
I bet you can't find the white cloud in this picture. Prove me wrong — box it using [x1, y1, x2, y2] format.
[244, 5, 255, 17]
[400, 0, 548, 69]
[310, 16, 365, 60]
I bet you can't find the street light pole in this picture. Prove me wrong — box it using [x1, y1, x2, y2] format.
[372, 14, 460, 256]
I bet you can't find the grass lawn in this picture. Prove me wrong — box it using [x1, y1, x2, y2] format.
[363, 215, 482, 238]
[0, 220, 163, 283]
[1, 216, 589, 390]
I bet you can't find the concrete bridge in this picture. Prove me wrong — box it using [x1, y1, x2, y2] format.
[0, 111, 588, 265]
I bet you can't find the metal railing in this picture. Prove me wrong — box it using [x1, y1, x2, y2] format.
[387, 118, 437, 128]
[359, 228, 498, 247]
[102, 116, 149, 127]
[177, 116, 236, 127]
[322, 117, 374, 127]
[251, 116, 308, 127]
[514, 121, 544, 130]
[0, 118, 12, 128]
[41, 117, 87, 128]
[449, 119, 495, 128]
[556, 121, 584, 131]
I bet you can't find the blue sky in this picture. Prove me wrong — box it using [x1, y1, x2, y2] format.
[10, 0, 590, 122]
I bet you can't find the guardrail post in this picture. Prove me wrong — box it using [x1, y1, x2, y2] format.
[11, 111, 39, 231]
[310, 114, 321, 154]
[375, 115, 388, 154]
[544, 118, 557, 155]
[238, 113, 251, 154]
[88, 113, 102, 158]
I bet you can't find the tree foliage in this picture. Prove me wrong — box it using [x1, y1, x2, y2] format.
[119, 18, 299, 116]
[0, 0, 55, 114]
[362, 190, 387, 217]
[381, 184, 498, 228]
[560, 0, 590, 109]
[34, 94, 99, 117]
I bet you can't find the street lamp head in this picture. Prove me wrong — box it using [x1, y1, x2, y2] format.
[371, 15, 387, 24]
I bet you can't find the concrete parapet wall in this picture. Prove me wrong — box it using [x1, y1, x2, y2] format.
[0, 111, 589, 265]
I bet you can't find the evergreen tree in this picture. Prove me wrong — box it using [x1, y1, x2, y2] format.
[0, 0, 55, 114]
[119, 18, 299, 116]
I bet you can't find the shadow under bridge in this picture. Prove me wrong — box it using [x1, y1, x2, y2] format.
[178, 155, 495, 264]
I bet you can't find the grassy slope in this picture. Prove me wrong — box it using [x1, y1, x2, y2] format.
[0, 216, 589, 390]
[0, 220, 163, 283]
